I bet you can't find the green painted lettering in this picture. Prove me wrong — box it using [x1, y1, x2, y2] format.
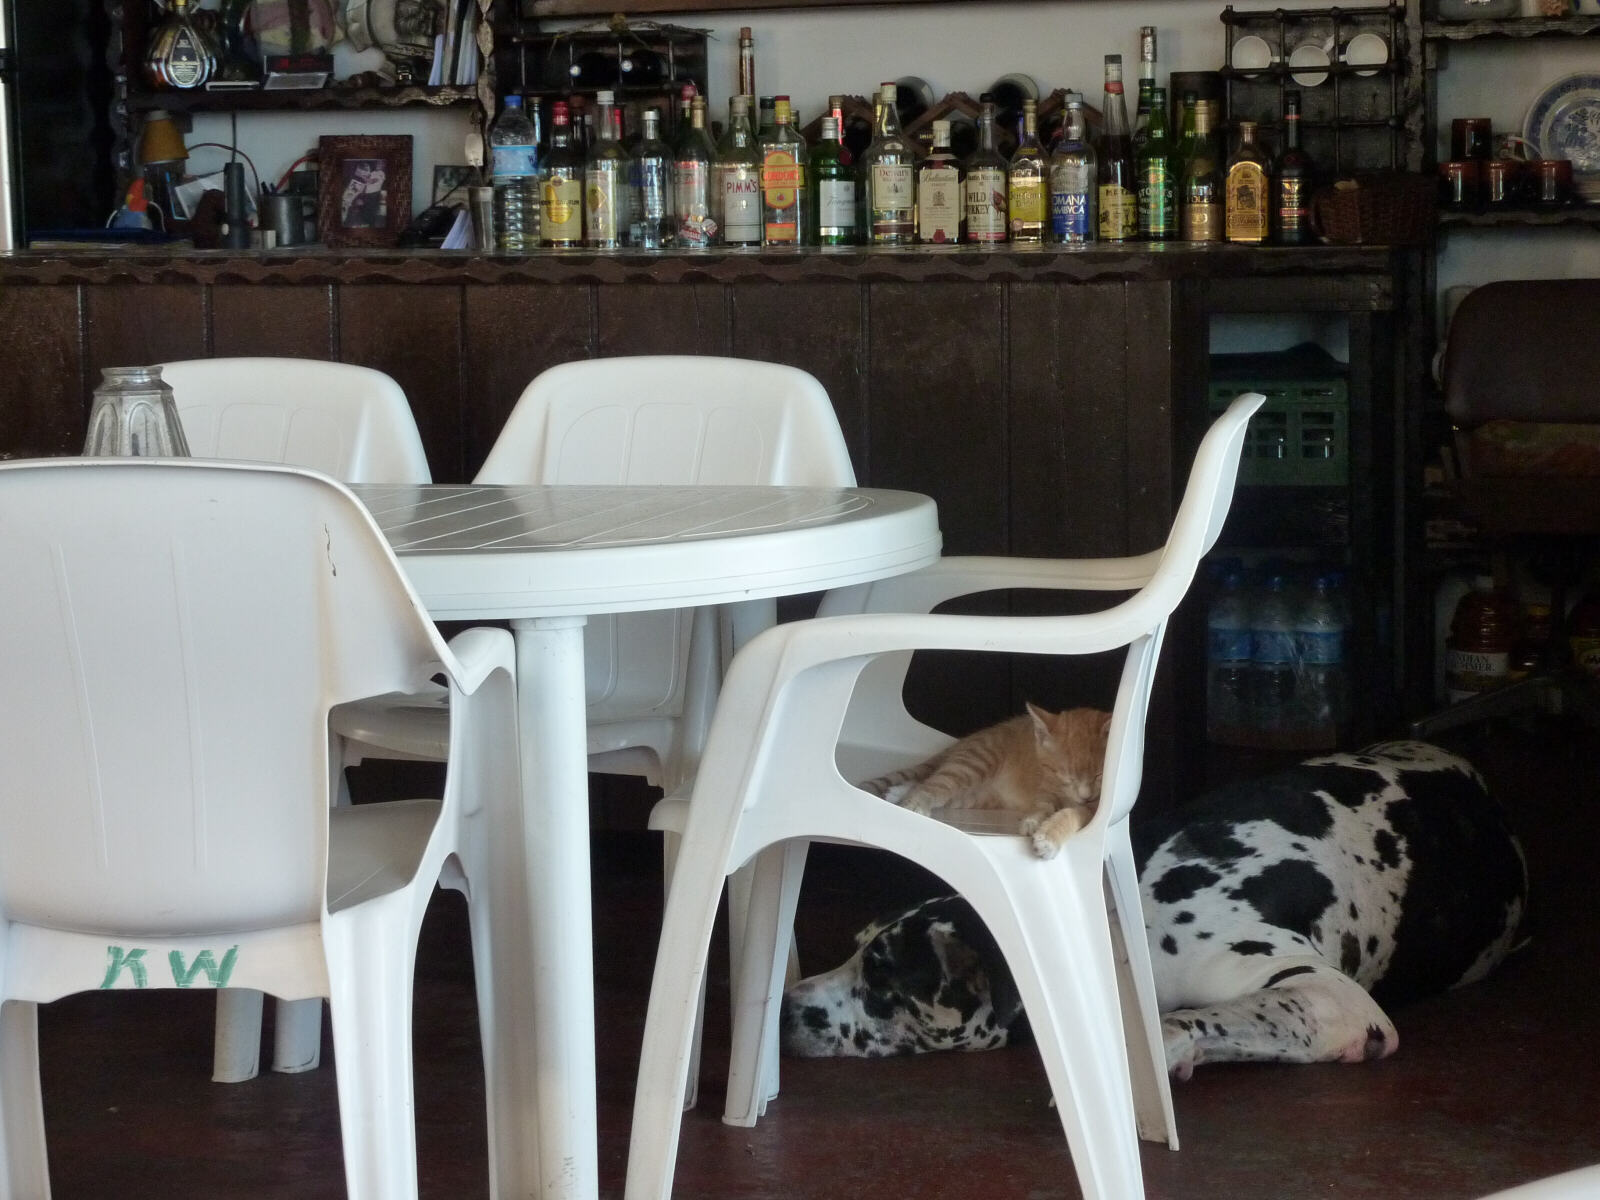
[100, 946, 149, 989]
[167, 946, 239, 989]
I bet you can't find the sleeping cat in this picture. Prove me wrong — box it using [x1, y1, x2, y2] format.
[861, 704, 1112, 859]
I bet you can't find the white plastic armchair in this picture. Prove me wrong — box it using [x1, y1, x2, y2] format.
[1479, 1166, 1600, 1199]
[628, 393, 1263, 1200]
[160, 357, 432, 484]
[159, 356, 433, 1083]
[0, 458, 520, 1200]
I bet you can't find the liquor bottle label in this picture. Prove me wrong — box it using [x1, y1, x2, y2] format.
[167, 28, 208, 88]
[542, 175, 582, 243]
[1277, 177, 1309, 235]
[870, 163, 915, 238]
[1009, 177, 1044, 225]
[1183, 201, 1221, 242]
[917, 165, 961, 243]
[638, 160, 669, 220]
[762, 149, 804, 243]
[1137, 164, 1174, 236]
[818, 179, 857, 235]
[1048, 161, 1093, 241]
[1226, 164, 1268, 242]
[674, 162, 711, 223]
[965, 167, 1007, 242]
[1098, 184, 1136, 240]
[584, 165, 623, 246]
[492, 144, 540, 180]
[721, 166, 761, 243]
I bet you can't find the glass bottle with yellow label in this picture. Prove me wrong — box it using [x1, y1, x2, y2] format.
[759, 95, 808, 245]
[1097, 55, 1137, 242]
[1007, 97, 1046, 244]
[1225, 120, 1271, 244]
[862, 81, 916, 244]
[541, 100, 584, 247]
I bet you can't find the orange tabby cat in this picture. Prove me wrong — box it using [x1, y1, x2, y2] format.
[862, 704, 1112, 859]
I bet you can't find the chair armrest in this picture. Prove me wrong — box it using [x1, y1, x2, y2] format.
[818, 551, 1164, 618]
[442, 626, 516, 695]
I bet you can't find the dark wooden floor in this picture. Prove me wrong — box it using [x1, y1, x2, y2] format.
[35, 719, 1600, 1199]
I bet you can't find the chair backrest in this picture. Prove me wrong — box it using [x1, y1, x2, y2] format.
[478, 356, 855, 722]
[476, 356, 855, 487]
[0, 459, 448, 937]
[1443, 280, 1600, 428]
[160, 357, 432, 484]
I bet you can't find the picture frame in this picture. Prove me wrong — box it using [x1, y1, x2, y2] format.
[316, 135, 413, 248]
[432, 164, 477, 207]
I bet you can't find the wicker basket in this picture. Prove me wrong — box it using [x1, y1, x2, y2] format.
[1310, 173, 1437, 246]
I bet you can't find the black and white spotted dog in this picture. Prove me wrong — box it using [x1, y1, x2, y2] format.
[781, 741, 1529, 1077]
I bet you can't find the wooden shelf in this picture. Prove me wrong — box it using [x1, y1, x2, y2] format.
[1423, 13, 1600, 39]
[127, 85, 479, 115]
[1438, 205, 1600, 227]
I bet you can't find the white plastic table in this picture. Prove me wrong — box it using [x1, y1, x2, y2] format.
[352, 483, 942, 1200]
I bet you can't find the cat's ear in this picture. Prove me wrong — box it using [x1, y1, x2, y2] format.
[1025, 701, 1054, 739]
[1097, 710, 1113, 737]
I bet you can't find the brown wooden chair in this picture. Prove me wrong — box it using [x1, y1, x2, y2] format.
[1412, 279, 1600, 736]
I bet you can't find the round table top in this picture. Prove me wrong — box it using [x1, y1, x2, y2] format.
[352, 483, 943, 621]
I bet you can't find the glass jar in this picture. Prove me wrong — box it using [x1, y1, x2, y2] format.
[83, 366, 191, 457]
[1444, 575, 1517, 702]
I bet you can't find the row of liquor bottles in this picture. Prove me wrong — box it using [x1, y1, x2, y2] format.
[487, 61, 1317, 250]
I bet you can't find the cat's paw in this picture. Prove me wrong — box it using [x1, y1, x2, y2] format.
[1030, 829, 1063, 859]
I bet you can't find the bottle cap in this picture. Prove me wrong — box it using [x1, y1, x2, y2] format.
[879, 81, 896, 101]
[505, 96, 522, 108]
[596, 89, 614, 104]
[932, 119, 951, 139]
[740, 26, 752, 38]
[1106, 53, 1122, 64]
[552, 100, 569, 121]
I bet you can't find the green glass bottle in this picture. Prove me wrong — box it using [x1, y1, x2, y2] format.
[1172, 92, 1199, 192]
[1181, 100, 1223, 242]
[812, 111, 857, 245]
[1136, 86, 1176, 241]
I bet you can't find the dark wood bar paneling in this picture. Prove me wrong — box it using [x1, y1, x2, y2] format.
[596, 283, 728, 359]
[212, 284, 335, 360]
[0, 286, 86, 457]
[84, 285, 207, 397]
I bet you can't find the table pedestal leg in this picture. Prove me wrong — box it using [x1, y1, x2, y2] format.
[509, 615, 598, 1200]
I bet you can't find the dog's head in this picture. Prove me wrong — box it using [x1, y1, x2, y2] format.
[780, 895, 1027, 1058]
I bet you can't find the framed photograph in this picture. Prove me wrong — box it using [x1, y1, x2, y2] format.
[317, 135, 413, 248]
[433, 164, 477, 207]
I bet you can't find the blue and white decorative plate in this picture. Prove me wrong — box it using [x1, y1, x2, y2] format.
[1524, 73, 1600, 174]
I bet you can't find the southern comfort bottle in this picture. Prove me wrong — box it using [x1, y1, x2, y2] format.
[1006, 97, 1046, 243]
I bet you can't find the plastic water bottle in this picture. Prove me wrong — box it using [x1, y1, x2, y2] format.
[1250, 572, 1297, 735]
[1296, 571, 1346, 741]
[490, 96, 541, 252]
[1206, 566, 1252, 741]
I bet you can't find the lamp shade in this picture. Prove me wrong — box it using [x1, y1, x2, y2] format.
[139, 111, 189, 166]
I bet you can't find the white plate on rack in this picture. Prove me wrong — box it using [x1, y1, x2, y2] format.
[1232, 34, 1275, 75]
[1524, 73, 1600, 173]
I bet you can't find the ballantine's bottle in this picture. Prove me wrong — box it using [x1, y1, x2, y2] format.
[759, 95, 808, 245]
[1097, 56, 1137, 242]
[862, 81, 916, 245]
[1048, 94, 1096, 244]
[716, 95, 762, 247]
[964, 98, 1008, 245]
[917, 119, 963, 244]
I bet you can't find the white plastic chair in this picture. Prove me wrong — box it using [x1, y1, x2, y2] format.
[0, 458, 519, 1200]
[160, 356, 433, 1083]
[627, 394, 1264, 1200]
[1479, 1166, 1600, 1199]
[160, 357, 432, 485]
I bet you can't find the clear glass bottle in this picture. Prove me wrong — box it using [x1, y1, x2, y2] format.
[144, 0, 219, 89]
[862, 81, 917, 245]
[757, 95, 777, 142]
[964, 98, 1008, 245]
[1225, 120, 1271, 245]
[673, 96, 717, 248]
[1181, 99, 1222, 243]
[631, 107, 674, 250]
[1172, 92, 1199, 190]
[1097, 56, 1137, 242]
[1048, 94, 1096, 245]
[1274, 91, 1316, 246]
[584, 90, 628, 249]
[1132, 25, 1158, 154]
[917, 119, 963, 244]
[490, 95, 541, 253]
[759, 95, 808, 246]
[1007, 97, 1046, 244]
[737, 27, 755, 99]
[716, 95, 762, 247]
[1137, 86, 1176, 241]
[673, 83, 697, 150]
[540, 99, 584, 248]
[812, 112, 857, 245]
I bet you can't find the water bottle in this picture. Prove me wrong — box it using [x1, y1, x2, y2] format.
[490, 95, 541, 252]
[1250, 572, 1297, 735]
[1296, 570, 1346, 742]
[1206, 566, 1251, 742]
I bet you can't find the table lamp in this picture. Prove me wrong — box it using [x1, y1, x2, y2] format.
[139, 111, 188, 228]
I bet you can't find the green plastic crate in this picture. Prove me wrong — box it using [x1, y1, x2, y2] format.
[1209, 379, 1349, 486]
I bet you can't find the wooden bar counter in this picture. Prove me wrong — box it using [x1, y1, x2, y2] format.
[0, 243, 1405, 798]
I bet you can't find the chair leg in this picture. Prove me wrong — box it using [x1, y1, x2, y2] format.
[625, 836, 736, 1200]
[659, 827, 702, 1112]
[1104, 824, 1178, 1150]
[271, 997, 324, 1073]
[959, 848, 1146, 1200]
[0, 1000, 49, 1199]
[325, 908, 422, 1200]
[212, 989, 264, 1083]
[724, 839, 807, 1126]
